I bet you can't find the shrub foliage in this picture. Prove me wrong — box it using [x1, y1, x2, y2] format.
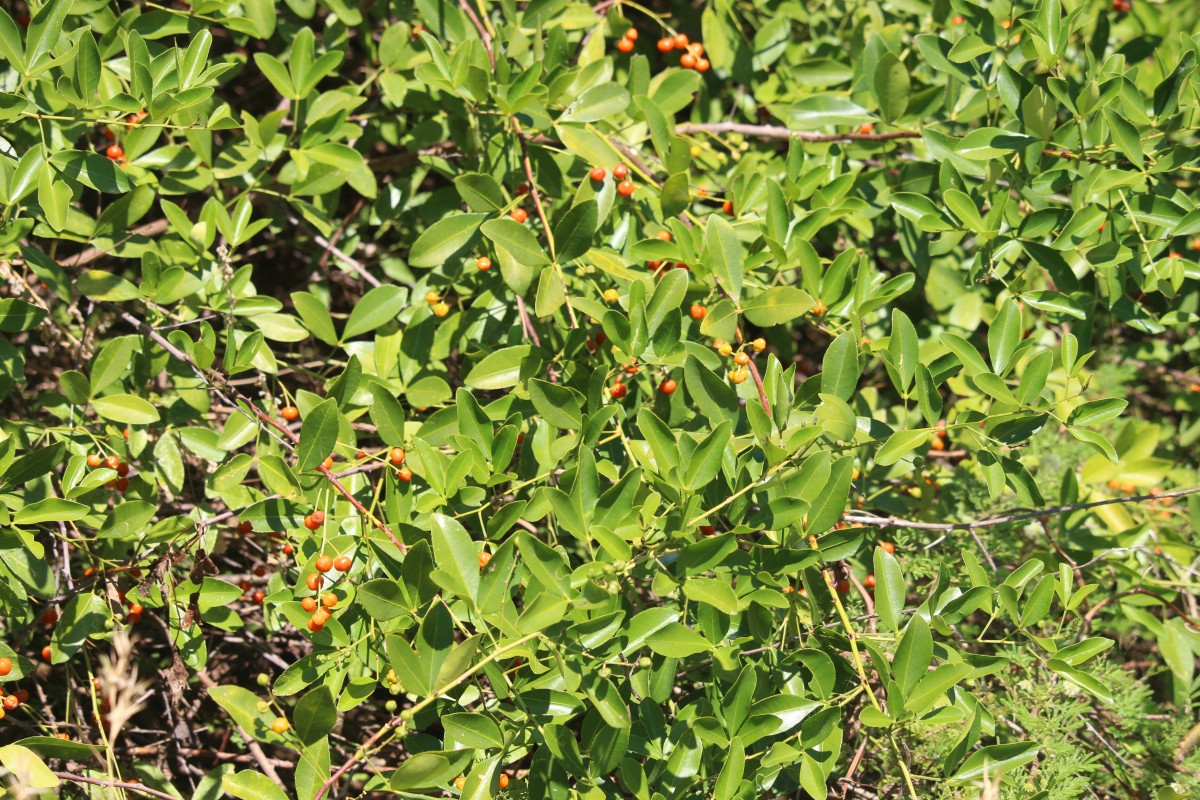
[1, 0, 1199, 798]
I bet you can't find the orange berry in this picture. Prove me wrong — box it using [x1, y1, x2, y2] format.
[252, 591, 265, 604]
[315, 555, 334, 573]
[722, 200, 734, 215]
[478, 552, 491, 568]
[0, 658, 10, 676]
[656, 37, 674, 53]
[610, 382, 627, 399]
[624, 28, 638, 41]
[752, 338, 766, 352]
[306, 574, 322, 591]
[304, 514, 320, 530]
[3, 694, 18, 709]
[859, 123, 874, 135]
[321, 456, 334, 471]
[880, 541, 895, 554]
[733, 352, 750, 366]
[397, 466, 413, 482]
[616, 37, 634, 53]
[334, 555, 352, 572]
[783, 585, 794, 594]
[499, 774, 510, 789]
[281, 406, 299, 421]
[673, 33, 689, 48]
[617, 180, 635, 197]
[390, 447, 406, 465]
[687, 42, 704, 56]
[864, 574, 876, 589]
[86, 454, 102, 468]
[695, 57, 710, 72]
[105, 144, 124, 161]
[455, 777, 466, 791]
[656, 230, 672, 241]
[322, 593, 337, 608]
[311, 510, 325, 524]
[613, 164, 629, 180]
[659, 379, 677, 395]
[952, 14, 964, 24]
[104, 455, 120, 470]
[412, 24, 426, 38]
[42, 646, 52, 662]
[476, 256, 492, 271]
[312, 607, 331, 625]
[307, 617, 324, 632]
[281, 543, 294, 555]
[680, 53, 696, 69]
[728, 368, 748, 384]
[271, 717, 289, 734]
[301, 597, 317, 612]
[510, 208, 528, 223]
[589, 166, 606, 182]
[690, 304, 707, 320]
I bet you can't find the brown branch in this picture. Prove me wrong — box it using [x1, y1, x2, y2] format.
[61, 219, 170, 269]
[514, 296, 541, 346]
[842, 486, 1200, 532]
[675, 122, 922, 143]
[458, 0, 493, 66]
[53, 773, 180, 800]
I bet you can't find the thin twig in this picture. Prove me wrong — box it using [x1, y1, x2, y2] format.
[53, 773, 179, 800]
[842, 486, 1200, 532]
[515, 296, 541, 346]
[675, 122, 923, 143]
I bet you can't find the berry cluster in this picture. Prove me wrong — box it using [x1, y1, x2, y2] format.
[656, 33, 709, 72]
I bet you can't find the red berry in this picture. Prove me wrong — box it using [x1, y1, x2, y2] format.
[315, 555, 334, 573]
[334, 555, 352, 572]
[476, 256, 492, 271]
[657, 37, 674, 53]
[237, 521, 253, 534]
[589, 166, 606, 182]
[616, 37, 634, 53]
[397, 466, 413, 482]
[864, 574, 876, 589]
[252, 591, 265, 604]
[689, 304, 707, 320]
[42, 646, 52, 662]
[610, 382, 627, 399]
[659, 379, 677, 395]
[281, 406, 299, 421]
[617, 180, 635, 197]
[613, 164, 629, 180]
[722, 200, 734, 215]
[698, 525, 716, 535]
[389, 447, 406, 466]
[104, 455, 120, 470]
[105, 144, 124, 161]
[511, 208, 528, 223]
[835, 579, 850, 594]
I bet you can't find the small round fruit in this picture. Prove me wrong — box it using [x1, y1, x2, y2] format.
[637, 656, 653, 669]
[116, 462, 130, 476]
[688, 42, 705, 56]
[835, 579, 850, 593]
[610, 382, 627, 399]
[864, 573, 876, 589]
[252, 591, 265, 604]
[0, 658, 10, 676]
[114, 478, 129, 492]
[510, 208, 528, 223]
[880, 541, 895, 554]
[858, 123, 874, 135]
[322, 593, 337, 608]
[397, 466, 413, 482]
[311, 510, 325, 524]
[752, 337, 767, 352]
[87, 454, 102, 468]
[3, 694, 18, 709]
[281, 405, 299, 421]
[425, 290, 441, 304]
[718, 342, 733, 357]
[695, 58, 710, 72]
[613, 164, 629, 180]
[42, 645, 53, 662]
[237, 521, 253, 535]
[282, 543, 294, 555]
[389, 447, 406, 466]
[478, 551, 491, 568]
[105, 144, 124, 161]
[655, 230, 672, 242]
[476, 256, 492, 271]
[733, 352, 750, 366]
[306, 574, 322, 591]
[41, 609, 58, 625]
[301, 597, 317, 612]
[624, 28, 638, 41]
[617, 180, 634, 197]
[321, 456, 334, 471]
[722, 200, 734, 215]
[729, 368, 748, 385]
[699, 525, 716, 535]
[603, 288, 620, 304]
[680, 53, 696, 69]
[499, 774, 510, 789]
[104, 455, 120, 470]
[334, 555, 352, 572]
[412, 24, 426, 37]
[589, 166, 606, 182]
[315, 555, 334, 573]
[308, 617, 325, 632]
[616, 36, 634, 53]
[656, 37, 674, 52]
[304, 514, 320, 531]
[659, 379, 677, 395]
[271, 717, 289, 734]
[455, 777, 466, 791]
[673, 32, 689, 47]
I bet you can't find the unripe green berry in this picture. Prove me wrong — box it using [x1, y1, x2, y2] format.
[598, 666, 612, 679]
[400, 708, 414, 721]
[637, 656, 653, 670]
[256, 673, 270, 688]
[385, 700, 398, 713]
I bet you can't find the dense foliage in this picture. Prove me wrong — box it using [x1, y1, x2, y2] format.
[1, 0, 1200, 798]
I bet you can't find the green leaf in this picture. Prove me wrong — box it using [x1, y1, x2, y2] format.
[904, 662, 973, 715]
[821, 332, 859, 401]
[875, 429, 927, 466]
[24, 0, 70, 68]
[742, 287, 814, 326]
[872, 548, 905, 631]
[0, 299, 46, 333]
[1068, 398, 1127, 427]
[464, 346, 537, 391]
[91, 394, 160, 425]
[988, 298, 1021, 374]
[357, 579, 411, 621]
[224, 770, 291, 800]
[873, 52, 910, 122]
[785, 95, 873, 127]
[704, 215, 743, 301]
[949, 742, 1040, 783]
[553, 200, 598, 263]
[481, 219, 550, 266]
[683, 576, 738, 615]
[296, 398, 340, 472]
[560, 83, 630, 123]
[408, 213, 488, 268]
[443, 713, 504, 749]
[15, 498, 88, 525]
[646, 622, 713, 657]
[49, 151, 131, 194]
[343, 285, 403, 341]
[528, 379, 584, 429]
[294, 686, 337, 746]
[955, 128, 1040, 160]
[430, 513, 480, 604]
[50, 593, 108, 664]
